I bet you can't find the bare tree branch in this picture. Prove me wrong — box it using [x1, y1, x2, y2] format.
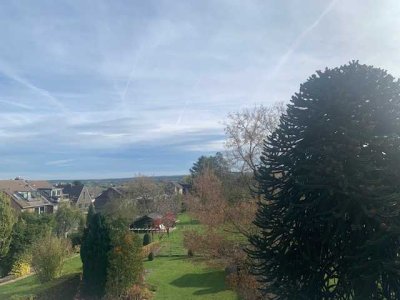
[224, 102, 285, 174]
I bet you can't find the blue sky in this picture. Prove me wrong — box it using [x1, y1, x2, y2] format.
[0, 0, 400, 179]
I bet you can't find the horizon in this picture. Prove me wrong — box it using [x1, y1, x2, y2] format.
[1, 0, 400, 178]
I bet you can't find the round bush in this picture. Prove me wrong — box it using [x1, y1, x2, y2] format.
[143, 233, 151, 246]
[148, 252, 154, 261]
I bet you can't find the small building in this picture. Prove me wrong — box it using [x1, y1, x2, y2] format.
[172, 182, 184, 195]
[131, 213, 163, 229]
[130, 212, 176, 232]
[165, 182, 191, 196]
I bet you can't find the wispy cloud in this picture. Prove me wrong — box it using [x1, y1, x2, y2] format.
[268, 0, 339, 79]
[45, 159, 74, 167]
[0, 99, 33, 110]
[0, 60, 68, 113]
[0, 0, 399, 178]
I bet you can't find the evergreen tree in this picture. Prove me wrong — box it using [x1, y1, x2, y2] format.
[80, 213, 111, 297]
[248, 62, 400, 299]
[190, 152, 229, 178]
[105, 219, 143, 297]
[86, 204, 95, 227]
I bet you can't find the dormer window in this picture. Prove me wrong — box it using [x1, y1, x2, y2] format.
[51, 189, 61, 197]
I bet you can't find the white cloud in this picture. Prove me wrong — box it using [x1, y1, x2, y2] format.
[1, 0, 400, 177]
[46, 159, 74, 167]
[181, 139, 225, 152]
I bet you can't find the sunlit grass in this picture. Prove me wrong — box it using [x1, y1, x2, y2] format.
[144, 213, 238, 300]
[0, 255, 82, 300]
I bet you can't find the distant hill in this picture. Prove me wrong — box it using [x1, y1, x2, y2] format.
[49, 175, 186, 187]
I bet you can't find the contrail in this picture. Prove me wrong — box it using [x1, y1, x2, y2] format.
[120, 47, 143, 109]
[0, 61, 68, 113]
[269, 0, 339, 79]
[0, 99, 33, 110]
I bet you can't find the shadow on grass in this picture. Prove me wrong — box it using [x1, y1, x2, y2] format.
[36, 274, 80, 300]
[155, 254, 187, 259]
[170, 270, 228, 296]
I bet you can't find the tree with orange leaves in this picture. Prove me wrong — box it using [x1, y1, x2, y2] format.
[184, 168, 261, 300]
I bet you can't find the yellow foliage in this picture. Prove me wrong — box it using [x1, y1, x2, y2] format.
[10, 258, 31, 277]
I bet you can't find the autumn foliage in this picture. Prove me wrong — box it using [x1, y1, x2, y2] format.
[184, 168, 261, 299]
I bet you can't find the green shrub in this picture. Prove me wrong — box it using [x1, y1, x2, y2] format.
[0, 192, 15, 258]
[148, 252, 154, 261]
[68, 231, 83, 247]
[143, 233, 151, 246]
[31, 235, 71, 283]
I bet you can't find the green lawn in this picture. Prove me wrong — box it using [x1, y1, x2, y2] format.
[0, 214, 238, 300]
[144, 214, 238, 300]
[0, 255, 82, 300]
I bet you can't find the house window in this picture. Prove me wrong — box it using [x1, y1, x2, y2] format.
[35, 206, 44, 214]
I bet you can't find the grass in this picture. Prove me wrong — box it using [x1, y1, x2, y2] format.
[144, 214, 238, 300]
[0, 255, 82, 300]
[0, 214, 238, 300]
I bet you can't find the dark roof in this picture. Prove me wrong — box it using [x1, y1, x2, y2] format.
[172, 182, 183, 188]
[179, 183, 191, 189]
[147, 213, 163, 220]
[60, 184, 84, 200]
[94, 187, 124, 210]
[132, 213, 162, 226]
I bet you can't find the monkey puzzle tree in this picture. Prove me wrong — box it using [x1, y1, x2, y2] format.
[248, 62, 400, 299]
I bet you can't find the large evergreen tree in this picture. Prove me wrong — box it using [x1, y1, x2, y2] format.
[80, 212, 111, 297]
[248, 62, 400, 299]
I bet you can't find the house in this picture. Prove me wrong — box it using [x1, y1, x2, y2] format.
[171, 182, 184, 195]
[94, 187, 125, 212]
[165, 181, 191, 196]
[59, 184, 93, 212]
[32, 181, 69, 207]
[172, 182, 191, 195]
[0, 179, 54, 214]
